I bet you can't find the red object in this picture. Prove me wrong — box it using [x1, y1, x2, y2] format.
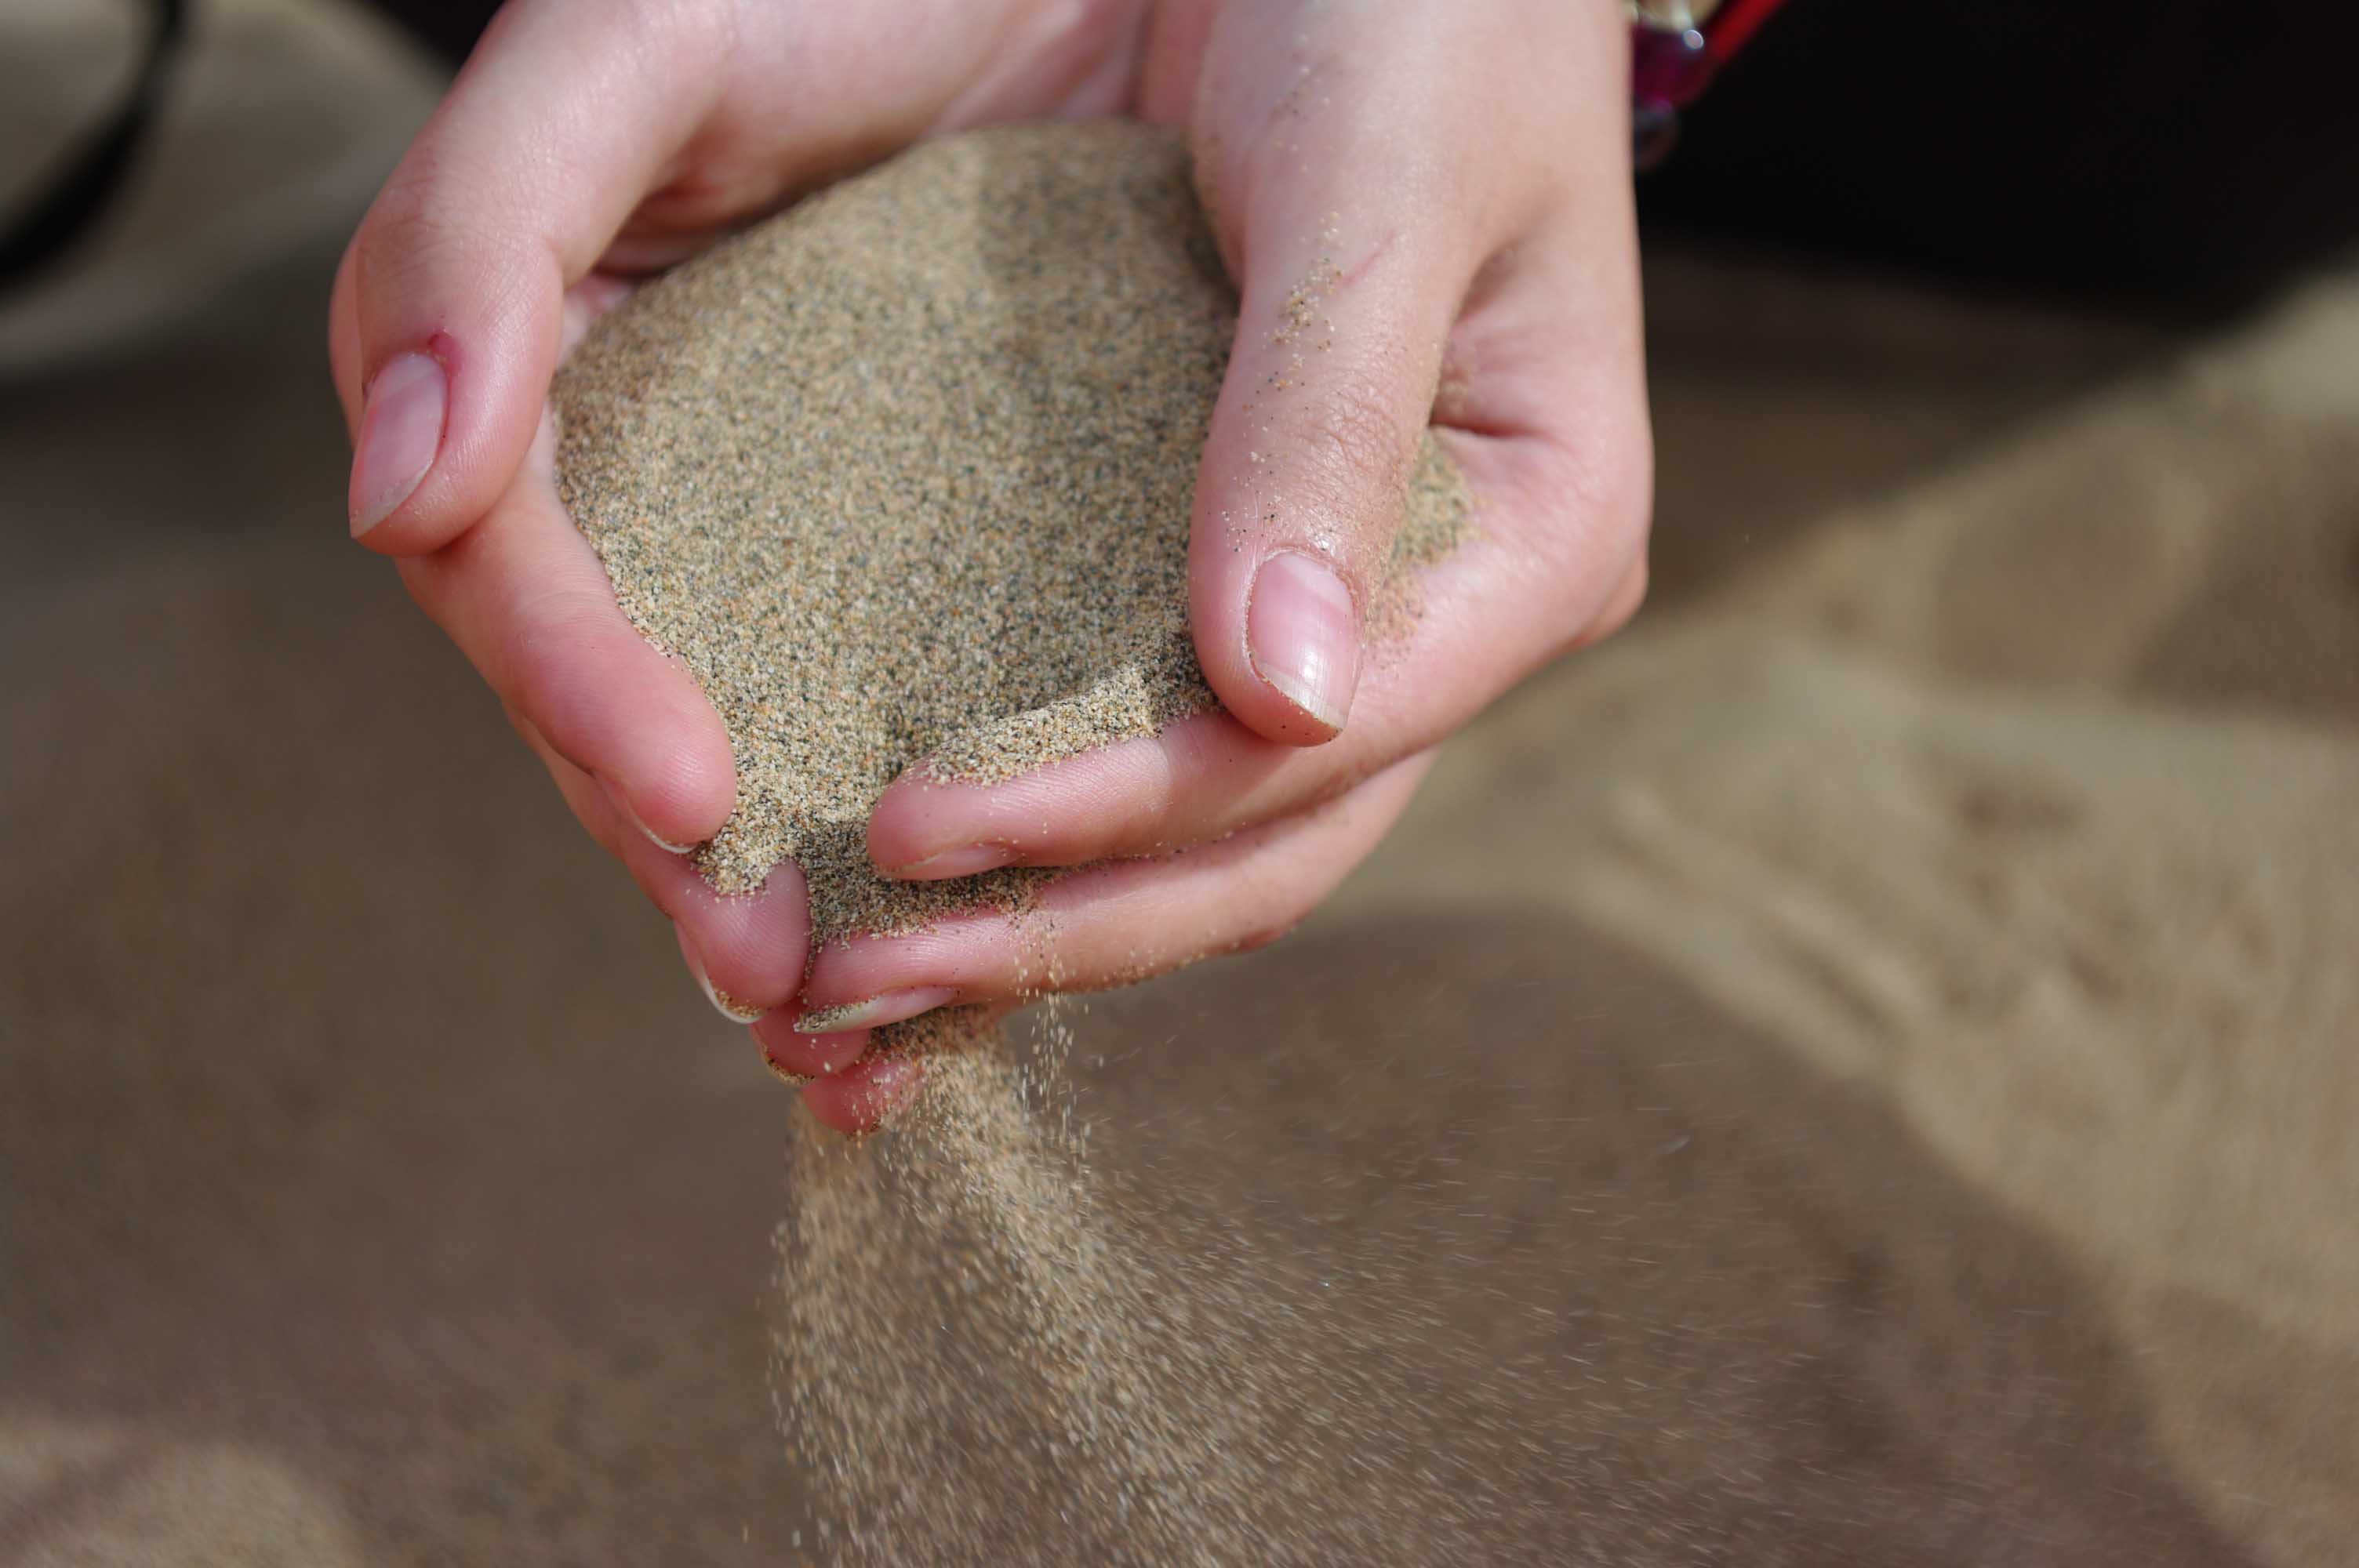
[1633, 0, 1790, 108]
[1633, 25, 1717, 111]
[1707, 0, 1790, 62]
[1630, 0, 1791, 165]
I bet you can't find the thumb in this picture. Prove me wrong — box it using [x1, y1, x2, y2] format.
[336, 0, 729, 553]
[1187, 78, 1485, 744]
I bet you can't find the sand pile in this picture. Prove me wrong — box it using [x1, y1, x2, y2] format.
[553, 121, 1467, 951]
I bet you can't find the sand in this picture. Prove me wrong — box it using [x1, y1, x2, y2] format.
[551, 121, 1469, 953]
[536, 121, 2359, 1568]
[11, 151, 2357, 1565]
[12, 7, 2359, 1563]
[551, 122, 1483, 1562]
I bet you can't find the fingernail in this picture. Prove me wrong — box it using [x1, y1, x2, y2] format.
[676, 921, 765, 1023]
[892, 843, 1016, 881]
[349, 352, 446, 537]
[794, 986, 959, 1036]
[602, 775, 696, 854]
[1247, 551, 1360, 733]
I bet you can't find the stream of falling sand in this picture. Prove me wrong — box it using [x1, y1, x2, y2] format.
[770, 989, 1595, 1566]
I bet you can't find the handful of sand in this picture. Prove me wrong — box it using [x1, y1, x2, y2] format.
[558, 123, 1495, 1559]
[554, 122, 1467, 962]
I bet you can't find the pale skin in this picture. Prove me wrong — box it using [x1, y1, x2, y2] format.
[329, 0, 1654, 1132]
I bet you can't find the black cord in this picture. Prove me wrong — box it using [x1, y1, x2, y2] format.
[0, 0, 190, 289]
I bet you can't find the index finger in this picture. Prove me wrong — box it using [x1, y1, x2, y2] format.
[336, 0, 736, 551]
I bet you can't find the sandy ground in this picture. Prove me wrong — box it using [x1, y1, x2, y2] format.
[2, 2, 2353, 1563]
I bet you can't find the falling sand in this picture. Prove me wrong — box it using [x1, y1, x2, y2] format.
[772, 1007, 1623, 1566]
[553, 122, 1508, 1563]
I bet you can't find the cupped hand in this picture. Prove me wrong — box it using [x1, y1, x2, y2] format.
[329, 0, 1652, 1132]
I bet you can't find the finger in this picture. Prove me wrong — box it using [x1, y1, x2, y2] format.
[399, 412, 740, 856]
[340, 0, 736, 549]
[867, 425, 1641, 880]
[752, 1014, 874, 1080]
[1184, 6, 1556, 747]
[336, 0, 1125, 549]
[789, 997, 1023, 1132]
[869, 706, 1332, 877]
[813, 751, 1434, 1020]
[800, 1054, 926, 1136]
[649, 844, 811, 1025]
[874, 10, 1649, 880]
[512, 713, 812, 1020]
[511, 705, 631, 858]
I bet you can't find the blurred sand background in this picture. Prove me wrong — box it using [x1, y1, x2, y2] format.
[2, 2, 2354, 1563]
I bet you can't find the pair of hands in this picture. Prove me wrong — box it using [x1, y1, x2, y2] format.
[328, 0, 1652, 1131]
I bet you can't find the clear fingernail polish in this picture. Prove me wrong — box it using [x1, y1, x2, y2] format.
[892, 843, 1016, 880]
[1246, 550, 1360, 733]
[349, 352, 447, 537]
[793, 986, 959, 1036]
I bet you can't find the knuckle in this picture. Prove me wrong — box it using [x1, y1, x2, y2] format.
[355, 158, 483, 306]
[1275, 351, 1421, 564]
[1316, 361, 1418, 493]
[355, 152, 548, 338]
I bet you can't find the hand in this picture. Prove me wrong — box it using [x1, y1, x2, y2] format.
[329, 0, 1652, 1132]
